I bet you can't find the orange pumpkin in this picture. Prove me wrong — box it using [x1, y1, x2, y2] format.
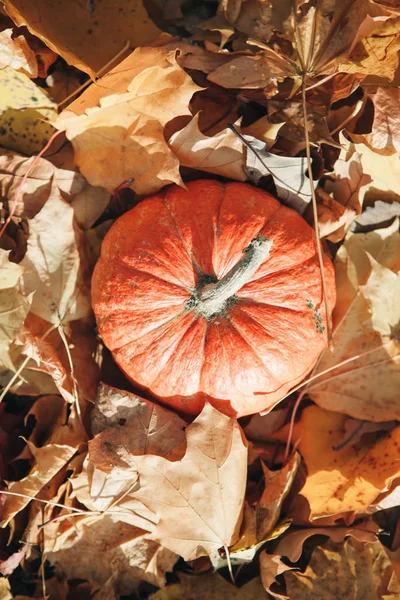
[92, 180, 336, 417]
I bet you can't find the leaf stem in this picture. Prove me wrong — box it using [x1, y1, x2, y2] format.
[300, 78, 333, 347]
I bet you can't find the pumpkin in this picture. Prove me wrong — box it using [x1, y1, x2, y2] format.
[92, 180, 336, 417]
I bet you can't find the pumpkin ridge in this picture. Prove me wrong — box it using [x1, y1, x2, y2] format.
[111, 260, 192, 293]
[213, 181, 227, 278]
[112, 308, 188, 354]
[150, 316, 206, 396]
[223, 312, 274, 381]
[163, 187, 202, 276]
[200, 320, 235, 399]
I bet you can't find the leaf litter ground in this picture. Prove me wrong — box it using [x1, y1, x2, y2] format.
[0, 1, 400, 598]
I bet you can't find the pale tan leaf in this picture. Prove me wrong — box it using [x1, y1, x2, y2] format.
[56, 51, 200, 195]
[169, 114, 245, 181]
[0, 249, 24, 290]
[0, 28, 37, 77]
[365, 87, 400, 154]
[132, 402, 247, 560]
[308, 223, 400, 421]
[20, 193, 91, 324]
[318, 151, 372, 241]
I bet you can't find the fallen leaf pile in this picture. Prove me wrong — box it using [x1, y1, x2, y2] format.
[0, 1, 400, 598]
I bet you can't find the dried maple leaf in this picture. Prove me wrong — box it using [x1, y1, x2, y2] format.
[3, 0, 162, 77]
[308, 219, 400, 421]
[56, 51, 201, 195]
[151, 572, 268, 600]
[132, 402, 247, 560]
[350, 200, 400, 232]
[273, 404, 400, 517]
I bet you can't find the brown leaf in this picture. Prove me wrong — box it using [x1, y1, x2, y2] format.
[0, 545, 27, 576]
[284, 538, 400, 599]
[341, 17, 400, 80]
[89, 384, 187, 473]
[132, 402, 247, 560]
[3, 0, 162, 77]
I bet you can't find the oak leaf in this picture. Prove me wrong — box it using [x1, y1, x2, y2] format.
[132, 402, 247, 560]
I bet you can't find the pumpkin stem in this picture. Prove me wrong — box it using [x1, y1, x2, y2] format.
[188, 235, 273, 319]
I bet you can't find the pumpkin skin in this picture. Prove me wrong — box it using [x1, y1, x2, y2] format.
[92, 180, 336, 417]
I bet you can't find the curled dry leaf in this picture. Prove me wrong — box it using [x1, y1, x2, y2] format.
[132, 402, 247, 560]
[1, 440, 77, 526]
[350, 200, 400, 232]
[56, 51, 201, 195]
[227, 451, 300, 563]
[259, 521, 379, 599]
[308, 219, 400, 421]
[273, 405, 400, 518]
[244, 135, 314, 214]
[284, 538, 400, 599]
[169, 114, 245, 181]
[317, 150, 372, 242]
[3, 0, 162, 77]
[46, 515, 178, 595]
[21, 314, 99, 406]
[0, 28, 37, 77]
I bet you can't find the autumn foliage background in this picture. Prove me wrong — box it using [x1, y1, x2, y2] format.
[0, 0, 400, 598]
